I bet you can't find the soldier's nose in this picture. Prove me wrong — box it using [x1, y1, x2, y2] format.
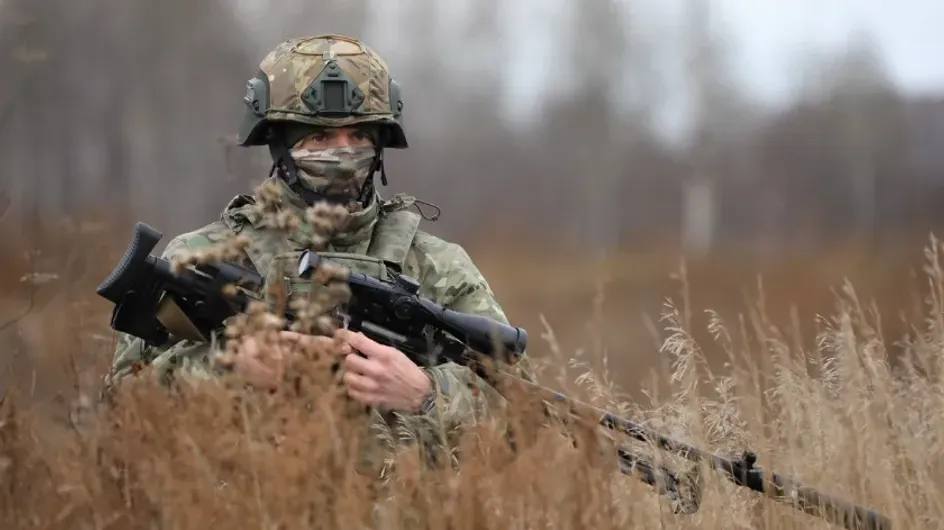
[335, 132, 356, 147]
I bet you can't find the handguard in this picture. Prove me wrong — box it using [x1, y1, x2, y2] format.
[296, 250, 527, 365]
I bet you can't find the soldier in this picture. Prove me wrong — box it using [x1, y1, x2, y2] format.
[105, 34, 533, 441]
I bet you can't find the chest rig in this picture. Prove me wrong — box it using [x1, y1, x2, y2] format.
[219, 194, 422, 308]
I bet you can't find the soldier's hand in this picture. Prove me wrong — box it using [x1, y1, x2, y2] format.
[230, 330, 326, 389]
[333, 329, 433, 412]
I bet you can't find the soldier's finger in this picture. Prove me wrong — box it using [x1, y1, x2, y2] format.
[346, 388, 377, 407]
[238, 336, 260, 358]
[343, 353, 382, 378]
[279, 330, 319, 344]
[276, 330, 301, 345]
[233, 356, 280, 388]
[327, 337, 355, 357]
[343, 371, 378, 393]
[280, 331, 338, 354]
[339, 330, 391, 360]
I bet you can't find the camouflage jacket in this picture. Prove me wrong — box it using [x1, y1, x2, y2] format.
[105, 177, 534, 438]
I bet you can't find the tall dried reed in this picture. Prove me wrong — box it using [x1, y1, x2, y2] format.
[0, 207, 940, 529]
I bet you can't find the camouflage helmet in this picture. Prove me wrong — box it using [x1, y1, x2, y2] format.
[237, 34, 407, 149]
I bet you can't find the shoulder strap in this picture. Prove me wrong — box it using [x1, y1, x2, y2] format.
[219, 195, 294, 281]
[367, 194, 422, 272]
[221, 194, 256, 217]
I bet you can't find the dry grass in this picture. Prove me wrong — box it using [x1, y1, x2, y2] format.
[0, 214, 941, 530]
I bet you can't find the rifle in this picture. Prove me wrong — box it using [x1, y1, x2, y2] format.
[95, 222, 527, 368]
[97, 222, 892, 530]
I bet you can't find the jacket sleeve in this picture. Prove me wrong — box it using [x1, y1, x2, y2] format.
[418, 243, 537, 431]
[103, 236, 224, 391]
[106, 333, 220, 389]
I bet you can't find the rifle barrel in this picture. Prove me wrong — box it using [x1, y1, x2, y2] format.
[494, 369, 892, 530]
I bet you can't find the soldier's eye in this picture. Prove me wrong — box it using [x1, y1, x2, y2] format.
[354, 130, 377, 145]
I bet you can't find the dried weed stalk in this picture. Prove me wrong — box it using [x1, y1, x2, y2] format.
[1, 194, 943, 528]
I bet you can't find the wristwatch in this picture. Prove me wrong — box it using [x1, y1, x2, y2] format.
[418, 391, 437, 415]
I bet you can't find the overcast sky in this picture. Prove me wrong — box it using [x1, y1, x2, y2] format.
[706, 0, 944, 101]
[497, 0, 944, 137]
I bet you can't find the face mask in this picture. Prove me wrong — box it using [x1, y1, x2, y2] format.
[290, 146, 377, 206]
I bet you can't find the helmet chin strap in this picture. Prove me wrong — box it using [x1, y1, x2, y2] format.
[267, 127, 387, 208]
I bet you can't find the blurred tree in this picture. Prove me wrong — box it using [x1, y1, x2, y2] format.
[536, 0, 633, 251]
[110, 0, 255, 232]
[0, 0, 64, 233]
[434, 0, 515, 226]
[0, 0, 254, 237]
[379, 0, 522, 235]
[764, 31, 908, 246]
[2, 0, 933, 251]
[680, 0, 758, 254]
[824, 33, 907, 243]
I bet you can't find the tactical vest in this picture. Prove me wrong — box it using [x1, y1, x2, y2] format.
[219, 193, 423, 302]
[216, 194, 447, 472]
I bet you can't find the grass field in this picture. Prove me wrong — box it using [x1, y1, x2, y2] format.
[0, 217, 940, 529]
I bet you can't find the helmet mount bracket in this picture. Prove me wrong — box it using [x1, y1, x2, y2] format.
[301, 60, 365, 116]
